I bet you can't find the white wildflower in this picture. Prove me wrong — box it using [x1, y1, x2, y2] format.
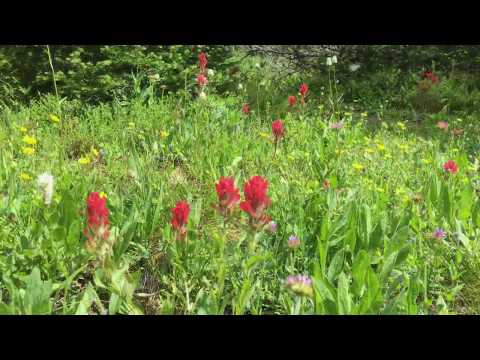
[207, 69, 214, 76]
[238, 83, 243, 90]
[199, 91, 207, 100]
[349, 63, 361, 72]
[332, 55, 338, 64]
[326, 57, 333, 66]
[37, 172, 54, 206]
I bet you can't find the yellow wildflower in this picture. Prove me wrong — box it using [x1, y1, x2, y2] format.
[49, 114, 60, 123]
[353, 163, 364, 171]
[397, 122, 406, 130]
[19, 172, 32, 182]
[398, 144, 409, 152]
[78, 157, 91, 165]
[22, 147, 35, 156]
[160, 130, 169, 139]
[259, 132, 270, 138]
[99, 192, 107, 199]
[91, 147, 99, 158]
[20, 126, 28, 133]
[376, 143, 385, 151]
[22, 135, 37, 146]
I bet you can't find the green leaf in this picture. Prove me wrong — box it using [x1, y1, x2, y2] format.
[75, 284, 98, 315]
[352, 250, 370, 297]
[23, 267, 53, 315]
[327, 250, 345, 283]
[380, 251, 398, 283]
[337, 273, 352, 315]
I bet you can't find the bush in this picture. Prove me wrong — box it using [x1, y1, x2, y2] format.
[0, 45, 237, 104]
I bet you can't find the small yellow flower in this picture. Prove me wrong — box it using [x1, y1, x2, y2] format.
[19, 126, 28, 133]
[259, 132, 270, 138]
[91, 147, 99, 158]
[128, 122, 136, 128]
[19, 172, 32, 182]
[49, 114, 60, 123]
[160, 130, 169, 139]
[99, 192, 107, 199]
[353, 163, 364, 171]
[402, 195, 410, 203]
[397, 122, 406, 131]
[398, 144, 409, 152]
[22, 135, 37, 146]
[78, 157, 91, 165]
[22, 147, 36, 156]
[376, 143, 385, 151]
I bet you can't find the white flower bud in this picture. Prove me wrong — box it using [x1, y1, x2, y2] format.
[37, 172, 54, 206]
[326, 57, 333, 66]
[332, 55, 338, 64]
[238, 83, 243, 90]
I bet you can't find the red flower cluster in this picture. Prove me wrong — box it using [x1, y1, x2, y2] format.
[242, 103, 250, 115]
[197, 74, 208, 88]
[272, 120, 285, 139]
[240, 176, 271, 229]
[171, 201, 190, 240]
[443, 160, 458, 175]
[299, 83, 309, 103]
[84, 192, 110, 252]
[199, 52, 208, 74]
[421, 70, 439, 84]
[214, 177, 241, 216]
[288, 95, 297, 107]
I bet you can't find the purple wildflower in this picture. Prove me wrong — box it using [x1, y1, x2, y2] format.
[284, 275, 313, 297]
[329, 122, 344, 130]
[288, 235, 300, 249]
[266, 221, 278, 234]
[433, 228, 447, 240]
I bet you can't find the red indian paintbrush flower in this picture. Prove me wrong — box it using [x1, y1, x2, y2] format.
[214, 177, 241, 216]
[197, 74, 208, 87]
[288, 95, 297, 107]
[84, 192, 110, 252]
[240, 176, 271, 229]
[272, 119, 285, 139]
[242, 103, 250, 115]
[443, 160, 459, 175]
[199, 52, 208, 74]
[299, 83, 309, 103]
[171, 201, 190, 240]
[421, 70, 439, 84]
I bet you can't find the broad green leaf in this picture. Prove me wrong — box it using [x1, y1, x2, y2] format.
[337, 273, 352, 315]
[327, 250, 345, 283]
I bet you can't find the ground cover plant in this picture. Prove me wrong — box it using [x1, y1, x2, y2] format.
[1, 46, 480, 315]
